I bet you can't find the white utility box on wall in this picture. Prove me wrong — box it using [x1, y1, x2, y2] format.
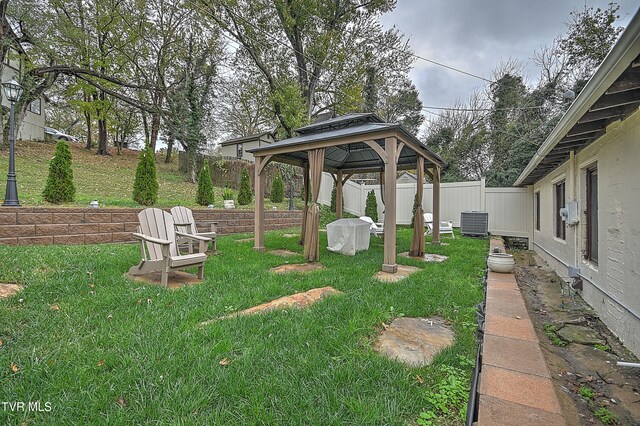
[560, 201, 579, 225]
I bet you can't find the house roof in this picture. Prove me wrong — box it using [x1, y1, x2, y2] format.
[515, 7, 640, 186]
[247, 113, 443, 173]
[397, 171, 417, 181]
[219, 131, 275, 147]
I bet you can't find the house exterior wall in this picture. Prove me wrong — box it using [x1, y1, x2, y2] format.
[16, 104, 45, 141]
[2, 53, 46, 141]
[531, 108, 640, 356]
[219, 140, 263, 162]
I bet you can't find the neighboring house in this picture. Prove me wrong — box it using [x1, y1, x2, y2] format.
[396, 171, 417, 184]
[219, 131, 276, 162]
[1, 30, 46, 141]
[515, 10, 640, 357]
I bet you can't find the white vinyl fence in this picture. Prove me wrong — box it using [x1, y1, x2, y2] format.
[318, 173, 532, 238]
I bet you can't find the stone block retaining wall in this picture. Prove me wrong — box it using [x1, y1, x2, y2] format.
[0, 208, 302, 246]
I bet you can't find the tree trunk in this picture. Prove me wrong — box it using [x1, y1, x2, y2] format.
[96, 118, 108, 155]
[84, 109, 92, 150]
[188, 145, 197, 183]
[141, 111, 149, 146]
[149, 91, 163, 152]
[165, 138, 174, 163]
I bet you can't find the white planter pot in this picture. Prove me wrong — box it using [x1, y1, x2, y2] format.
[487, 253, 515, 273]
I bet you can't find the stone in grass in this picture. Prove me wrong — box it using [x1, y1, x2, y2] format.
[556, 324, 606, 346]
[375, 265, 420, 283]
[0, 283, 23, 299]
[127, 271, 201, 289]
[375, 317, 455, 367]
[270, 263, 325, 274]
[235, 237, 254, 243]
[269, 249, 299, 257]
[200, 286, 342, 325]
[398, 252, 448, 263]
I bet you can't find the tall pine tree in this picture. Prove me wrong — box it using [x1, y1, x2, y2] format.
[43, 141, 75, 204]
[237, 168, 253, 205]
[132, 145, 158, 206]
[196, 161, 215, 206]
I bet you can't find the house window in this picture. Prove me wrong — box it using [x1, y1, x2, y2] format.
[586, 166, 598, 263]
[535, 191, 540, 231]
[28, 98, 41, 115]
[236, 143, 243, 159]
[554, 181, 566, 240]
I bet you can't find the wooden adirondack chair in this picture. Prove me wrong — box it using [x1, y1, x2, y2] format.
[128, 208, 209, 286]
[423, 212, 455, 238]
[170, 206, 217, 254]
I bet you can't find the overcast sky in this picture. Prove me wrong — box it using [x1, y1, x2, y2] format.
[380, 0, 638, 116]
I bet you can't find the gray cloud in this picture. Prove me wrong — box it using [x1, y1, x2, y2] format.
[381, 0, 638, 110]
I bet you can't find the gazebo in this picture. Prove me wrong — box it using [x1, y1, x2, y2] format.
[247, 113, 445, 274]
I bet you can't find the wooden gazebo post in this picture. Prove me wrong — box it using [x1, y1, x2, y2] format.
[254, 155, 270, 251]
[382, 137, 398, 273]
[432, 164, 441, 245]
[336, 170, 343, 219]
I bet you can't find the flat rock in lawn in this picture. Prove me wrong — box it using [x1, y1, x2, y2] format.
[201, 286, 342, 325]
[282, 233, 298, 238]
[0, 283, 23, 299]
[375, 265, 420, 283]
[271, 263, 324, 274]
[269, 249, 299, 257]
[375, 317, 455, 367]
[235, 238, 254, 243]
[398, 252, 448, 263]
[127, 271, 201, 289]
[556, 324, 605, 346]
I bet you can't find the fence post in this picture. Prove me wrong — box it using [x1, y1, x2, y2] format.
[480, 177, 486, 211]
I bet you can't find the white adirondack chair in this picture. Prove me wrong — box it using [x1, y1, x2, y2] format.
[423, 212, 455, 238]
[170, 206, 217, 254]
[359, 216, 384, 237]
[128, 208, 209, 286]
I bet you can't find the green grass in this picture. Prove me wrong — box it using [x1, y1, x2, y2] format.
[0, 140, 305, 210]
[0, 229, 487, 424]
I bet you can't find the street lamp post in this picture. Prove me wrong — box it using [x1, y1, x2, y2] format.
[2, 78, 23, 207]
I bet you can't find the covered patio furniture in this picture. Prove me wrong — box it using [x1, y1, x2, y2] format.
[170, 206, 217, 254]
[247, 113, 445, 273]
[424, 212, 455, 239]
[128, 208, 209, 286]
[359, 216, 384, 237]
[326, 218, 371, 255]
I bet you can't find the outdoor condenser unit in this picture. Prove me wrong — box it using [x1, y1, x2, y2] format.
[460, 211, 489, 237]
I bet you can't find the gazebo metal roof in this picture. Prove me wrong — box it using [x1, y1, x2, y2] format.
[247, 114, 444, 173]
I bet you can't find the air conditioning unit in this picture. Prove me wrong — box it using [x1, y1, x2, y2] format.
[460, 211, 489, 237]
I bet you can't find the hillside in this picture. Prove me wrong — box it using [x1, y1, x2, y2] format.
[0, 140, 300, 209]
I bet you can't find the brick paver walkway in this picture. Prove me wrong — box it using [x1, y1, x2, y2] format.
[476, 239, 566, 425]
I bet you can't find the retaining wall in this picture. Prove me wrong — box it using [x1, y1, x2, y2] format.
[0, 208, 302, 246]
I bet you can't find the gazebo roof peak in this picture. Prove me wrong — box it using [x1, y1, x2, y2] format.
[296, 113, 385, 136]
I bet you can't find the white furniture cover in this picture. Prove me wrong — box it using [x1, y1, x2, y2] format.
[326, 218, 371, 255]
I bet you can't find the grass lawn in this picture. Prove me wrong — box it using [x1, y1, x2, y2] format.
[0, 228, 487, 424]
[0, 140, 305, 210]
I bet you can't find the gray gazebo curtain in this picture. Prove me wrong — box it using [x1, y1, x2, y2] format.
[409, 157, 425, 257]
[303, 149, 325, 262]
[300, 162, 310, 245]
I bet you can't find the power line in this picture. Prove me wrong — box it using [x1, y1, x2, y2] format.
[410, 54, 492, 82]
[422, 105, 545, 112]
